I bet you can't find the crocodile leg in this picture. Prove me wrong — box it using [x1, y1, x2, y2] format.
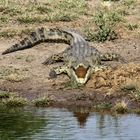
[43, 52, 64, 65]
[92, 65, 108, 73]
[49, 65, 68, 79]
[100, 53, 126, 63]
[100, 53, 120, 61]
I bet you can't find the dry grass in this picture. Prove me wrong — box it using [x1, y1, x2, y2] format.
[0, 0, 87, 25]
[5, 97, 28, 107]
[0, 0, 139, 40]
[0, 66, 28, 82]
[0, 91, 10, 99]
[0, 91, 27, 107]
[34, 97, 50, 107]
[112, 100, 128, 113]
[121, 79, 140, 101]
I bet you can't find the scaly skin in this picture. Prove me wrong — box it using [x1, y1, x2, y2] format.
[2, 28, 120, 85]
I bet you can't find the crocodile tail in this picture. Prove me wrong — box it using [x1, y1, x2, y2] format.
[2, 28, 73, 55]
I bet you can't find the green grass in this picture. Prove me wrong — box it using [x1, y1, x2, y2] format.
[84, 9, 122, 42]
[34, 97, 50, 107]
[0, 28, 34, 38]
[134, 90, 140, 100]
[123, 0, 136, 9]
[121, 83, 140, 101]
[133, 109, 140, 114]
[0, 0, 139, 40]
[0, 91, 10, 99]
[5, 97, 27, 107]
[0, 66, 19, 78]
[0, 90, 27, 107]
[95, 103, 112, 110]
[103, 0, 120, 1]
[126, 24, 139, 31]
[121, 84, 137, 91]
[0, 30, 18, 38]
[0, 0, 87, 26]
[112, 100, 128, 113]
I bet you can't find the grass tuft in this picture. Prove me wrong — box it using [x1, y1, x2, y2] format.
[0, 30, 18, 38]
[123, 0, 136, 9]
[95, 102, 112, 110]
[112, 100, 128, 113]
[0, 66, 27, 82]
[121, 83, 140, 101]
[121, 84, 136, 91]
[84, 9, 122, 42]
[5, 97, 27, 107]
[126, 24, 139, 31]
[133, 109, 140, 115]
[0, 91, 10, 99]
[34, 97, 50, 107]
[6, 73, 26, 82]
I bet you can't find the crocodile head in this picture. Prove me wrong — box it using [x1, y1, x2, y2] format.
[70, 63, 91, 84]
[67, 55, 100, 85]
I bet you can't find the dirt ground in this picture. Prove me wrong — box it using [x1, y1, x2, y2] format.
[0, 37, 140, 110]
[0, 0, 140, 111]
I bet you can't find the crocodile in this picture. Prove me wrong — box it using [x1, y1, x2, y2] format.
[2, 28, 120, 85]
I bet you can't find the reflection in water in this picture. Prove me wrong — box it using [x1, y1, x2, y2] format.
[73, 112, 89, 127]
[69, 107, 91, 128]
[0, 107, 140, 140]
[96, 114, 120, 139]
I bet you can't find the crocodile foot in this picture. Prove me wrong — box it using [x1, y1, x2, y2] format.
[49, 70, 57, 79]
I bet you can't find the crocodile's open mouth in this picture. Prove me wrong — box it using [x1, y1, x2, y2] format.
[74, 66, 89, 78]
[72, 65, 90, 84]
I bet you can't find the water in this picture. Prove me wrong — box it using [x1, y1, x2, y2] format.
[0, 107, 140, 140]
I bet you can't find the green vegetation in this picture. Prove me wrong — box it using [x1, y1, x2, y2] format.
[0, 91, 27, 107]
[103, 0, 120, 1]
[123, 0, 136, 9]
[0, 28, 34, 38]
[133, 109, 140, 114]
[64, 80, 84, 89]
[34, 97, 50, 107]
[126, 24, 139, 31]
[0, 0, 86, 25]
[0, 66, 27, 82]
[121, 84, 136, 91]
[0, 91, 10, 99]
[5, 97, 28, 107]
[134, 90, 140, 100]
[112, 101, 128, 113]
[0, 30, 18, 38]
[121, 83, 140, 101]
[85, 9, 122, 42]
[0, 0, 139, 40]
[95, 103, 112, 110]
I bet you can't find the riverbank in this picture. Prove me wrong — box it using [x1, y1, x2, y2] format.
[0, 0, 140, 113]
[0, 38, 140, 114]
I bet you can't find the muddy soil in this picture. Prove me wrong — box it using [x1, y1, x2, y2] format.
[0, 38, 140, 109]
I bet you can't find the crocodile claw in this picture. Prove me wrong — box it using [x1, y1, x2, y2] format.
[49, 70, 57, 79]
[42, 59, 54, 65]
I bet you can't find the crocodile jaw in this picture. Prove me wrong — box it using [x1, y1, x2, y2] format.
[74, 71, 91, 84]
[71, 64, 91, 84]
